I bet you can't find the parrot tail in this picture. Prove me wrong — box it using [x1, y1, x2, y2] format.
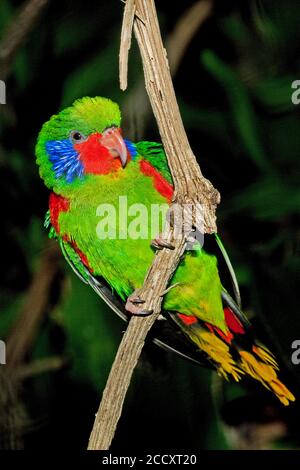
[173, 308, 295, 406]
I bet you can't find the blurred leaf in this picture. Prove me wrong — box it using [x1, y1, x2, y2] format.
[57, 273, 119, 389]
[54, 15, 102, 56]
[253, 259, 300, 382]
[221, 14, 252, 44]
[23, 218, 47, 265]
[61, 32, 121, 107]
[180, 100, 229, 139]
[201, 49, 269, 172]
[13, 50, 29, 90]
[254, 76, 296, 112]
[0, 0, 13, 34]
[0, 296, 23, 339]
[224, 175, 300, 220]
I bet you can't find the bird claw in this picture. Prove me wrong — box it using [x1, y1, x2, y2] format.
[129, 296, 145, 305]
[151, 236, 175, 250]
[125, 293, 153, 316]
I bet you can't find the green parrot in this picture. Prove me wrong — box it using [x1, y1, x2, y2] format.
[36, 96, 295, 405]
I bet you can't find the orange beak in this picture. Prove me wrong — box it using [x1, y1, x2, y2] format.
[100, 127, 128, 167]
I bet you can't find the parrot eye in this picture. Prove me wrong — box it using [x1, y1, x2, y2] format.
[69, 130, 87, 144]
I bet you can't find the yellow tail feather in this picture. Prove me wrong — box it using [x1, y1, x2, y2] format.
[239, 349, 295, 406]
[191, 330, 244, 382]
[190, 328, 295, 405]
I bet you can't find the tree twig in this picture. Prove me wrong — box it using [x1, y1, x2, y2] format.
[87, 0, 219, 450]
[167, 0, 213, 74]
[0, 0, 50, 80]
[119, 0, 136, 91]
[6, 240, 61, 370]
[15, 356, 68, 380]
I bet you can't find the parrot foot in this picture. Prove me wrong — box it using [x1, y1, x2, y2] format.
[151, 236, 175, 250]
[125, 293, 154, 316]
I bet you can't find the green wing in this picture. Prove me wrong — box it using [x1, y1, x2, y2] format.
[43, 211, 206, 366]
[44, 209, 57, 239]
[136, 141, 173, 185]
[44, 210, 90, 282]
[44, 209, 130, 318]
[135, 143, 244, 313]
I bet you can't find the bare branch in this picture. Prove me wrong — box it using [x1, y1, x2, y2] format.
[15, 356, 68, 380]
[88, 310, 165, 449]
[6, 241, 61, 370]
[119, 0, 136, 90]
[88, 0, 219, 450]
[167, 0, 213, 73]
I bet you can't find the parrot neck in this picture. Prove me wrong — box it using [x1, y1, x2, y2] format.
[139, 159, 173, 202]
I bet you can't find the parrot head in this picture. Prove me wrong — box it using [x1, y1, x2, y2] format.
[36, 96, 130, 191]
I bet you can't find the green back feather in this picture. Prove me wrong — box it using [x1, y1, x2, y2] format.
[136, 141, 173, 185]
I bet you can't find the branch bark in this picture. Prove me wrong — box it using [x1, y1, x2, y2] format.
[87, 0, 219, 450]
[6, 241, 61, 370]
[119, 0, 136, 91]
[15, 356, 67, 380]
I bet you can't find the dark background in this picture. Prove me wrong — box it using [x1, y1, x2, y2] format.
[0, 0, 299, 450]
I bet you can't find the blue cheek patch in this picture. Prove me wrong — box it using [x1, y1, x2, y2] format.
[46, 137, 137, 182]
[46, 139, 84, 183]
[124, 139, 138, 160]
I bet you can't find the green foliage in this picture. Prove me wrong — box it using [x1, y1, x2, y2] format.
[56, 275, 120, 388]
[201, 49, 269, 171]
